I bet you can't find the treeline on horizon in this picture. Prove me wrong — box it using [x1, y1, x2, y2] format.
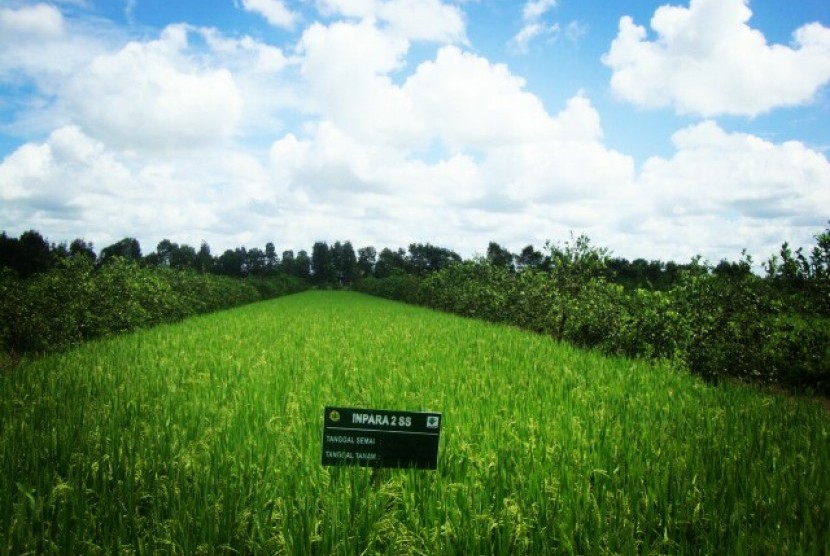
[1, 226, 829, 394]
[0, 228, 807, 288]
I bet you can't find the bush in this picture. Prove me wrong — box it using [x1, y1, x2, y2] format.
[357, 258, 830, 394]
[0, 258, 308, 355]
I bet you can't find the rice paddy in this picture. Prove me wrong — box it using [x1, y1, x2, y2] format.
[1, 291, 828, 554]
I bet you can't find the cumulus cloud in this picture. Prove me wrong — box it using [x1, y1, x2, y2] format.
[628, 120, 830, 260]
[403, 46, 560, 148]
[0, 125, 277, 250]
[0, 126, 132, 237]
[603, 0, 830, 116]
[640, 120, 830, 219]
[315, 0, 466, 43]
[64, 25, 243, 151]
[297, 20, 420, 146]
[0, 3, 64, 40]
[0, 2, 103, 95]
[239, 0, 298, 29]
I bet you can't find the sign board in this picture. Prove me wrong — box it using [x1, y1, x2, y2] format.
[322, 406, 442, 469]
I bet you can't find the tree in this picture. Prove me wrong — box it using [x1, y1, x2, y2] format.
[516, 244, 545, 270]
[332, 240, 357, 286]
[281, 250, 295, 275]
[546, 234, 611, 341]
[486, 241, 514, 270]
[810, 224, 830, 280]
[295, 250, 311, 281]
[375, 247, 409, 278]
[407, 243, 461, 275]
[170, 243, 197, 271]
[69, 238, 96, 263]
[357, 246, 377, 277]
[195, 242, 213, 273]
[0, 230, 55, 277]
[311, 241, 335, 285]
[246, 247, 266, 276]
[265, 242, 279, 275]
[713, 251, 752, 280]
[217, 248, 246, 277]
[99, 237, 142, 266]
[154, 239, 176, 267]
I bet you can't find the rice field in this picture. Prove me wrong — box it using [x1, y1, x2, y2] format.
[1, 290, 828, 554]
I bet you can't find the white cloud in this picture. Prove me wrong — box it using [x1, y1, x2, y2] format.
[510, 0, 558, 54]
[297, 20, 420, 146]
[603, 0, 830, 116]
[0, 3, 102, 96]
[376, 0, 466, 43]
[523, 0, 557, 22]
[64, 25, 243, 151]
[403, 46, 560, 148]
[240, 0, 298, 29]
[640, 121, 830, 220]
[629, 120, 830, 261]
[315, 0, 466, 43]
[0, 3, 64, 40]
[0, 125, 277, 251]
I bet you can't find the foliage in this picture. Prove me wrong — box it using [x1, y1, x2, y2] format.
[1, 291, 827, 554]
[0, 257, 307, 354]
[358, 231, 830, 394]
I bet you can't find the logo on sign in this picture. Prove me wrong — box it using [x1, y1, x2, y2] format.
[329, 410, 340, 423]
[426, 415, 440, 429]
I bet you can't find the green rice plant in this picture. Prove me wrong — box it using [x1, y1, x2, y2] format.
[1, 291, 827, 554]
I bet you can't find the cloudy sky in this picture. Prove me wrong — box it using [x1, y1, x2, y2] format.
[1, 0, 829, 265]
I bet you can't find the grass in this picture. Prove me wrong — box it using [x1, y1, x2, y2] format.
[1, 290, 828, 554]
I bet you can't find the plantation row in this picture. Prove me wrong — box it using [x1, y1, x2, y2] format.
[0, 257, 307, 354]
[355, 244, 830, 394]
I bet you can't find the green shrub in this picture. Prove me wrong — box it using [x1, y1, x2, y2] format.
[0, 258, 308, 355]
[357, 260, 830, 393]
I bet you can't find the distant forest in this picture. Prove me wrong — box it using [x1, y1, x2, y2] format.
[4, 227, 826, 290]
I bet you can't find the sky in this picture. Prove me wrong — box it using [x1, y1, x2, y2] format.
[0, 0, 829, 266]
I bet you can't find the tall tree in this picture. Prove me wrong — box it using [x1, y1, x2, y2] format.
[246, 247, 266, 276]
[281, 250, 295, 276]
[374, 247, 409, 278]
[516, 244, 545, 270]
[217, 248, 246, 277]
[295, 250, 311, 281]
[486, 241, 514, 270]
[195, 241, 213, 273]
[170, 243, 197, 271]
[311, 241, 335, 285]
[69, 238, 96, 263]
[332, 240, 357, 286]
[357, 246, 377, 277]
[154, 239, 176, 266]
[408, 243, 461, 275]
[265, 242, 279, 275]
[99, 237, 142, 266]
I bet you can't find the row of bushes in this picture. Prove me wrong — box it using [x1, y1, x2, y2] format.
[355, 262, 830, 394]
[0, 257, 308, 354]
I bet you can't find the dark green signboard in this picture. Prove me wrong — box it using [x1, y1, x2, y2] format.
[322, 406, 442, 469]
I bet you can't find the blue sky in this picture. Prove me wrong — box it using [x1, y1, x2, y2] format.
[1, 0, 828, 265]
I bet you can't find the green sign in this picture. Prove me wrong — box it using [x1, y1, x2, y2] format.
[322, 406, 442, 469]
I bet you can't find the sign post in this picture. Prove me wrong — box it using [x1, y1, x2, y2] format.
[322, 406, 442, 469]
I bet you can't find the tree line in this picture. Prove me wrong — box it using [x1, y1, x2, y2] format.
[7, 228, 808, 291]
[0, 232, 461, 284]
